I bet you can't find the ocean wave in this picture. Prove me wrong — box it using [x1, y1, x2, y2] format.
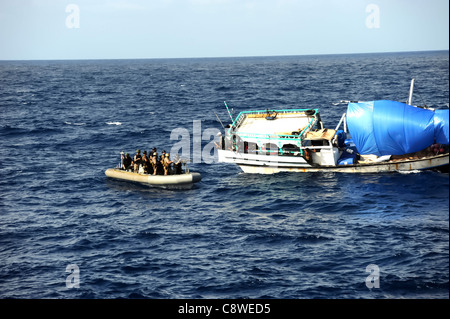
[0, 53, 448, 299]
[65, 121, 86, 126]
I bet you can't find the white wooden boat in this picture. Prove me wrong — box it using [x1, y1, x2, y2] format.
[217, 80, 449, 174]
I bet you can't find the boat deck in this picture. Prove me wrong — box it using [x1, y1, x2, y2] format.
[236, 115, 311, 135]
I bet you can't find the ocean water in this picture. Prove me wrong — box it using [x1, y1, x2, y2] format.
[0, 51, 448, 300]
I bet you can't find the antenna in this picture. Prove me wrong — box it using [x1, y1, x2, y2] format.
[407, 78, 415, 105]
[214, 111, 225, 130]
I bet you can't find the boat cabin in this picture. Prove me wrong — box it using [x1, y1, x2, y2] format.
[218, 80, 448, 173]
[224, 108, 341, 166]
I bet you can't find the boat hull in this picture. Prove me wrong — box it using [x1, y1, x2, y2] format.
[218, 150, 449, 174]
[105, 169, 202, 187]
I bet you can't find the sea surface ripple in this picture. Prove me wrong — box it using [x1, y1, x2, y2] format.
[0, 51, 448, 299]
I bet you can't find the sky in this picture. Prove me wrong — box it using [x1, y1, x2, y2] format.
[0, 0, 448, 60]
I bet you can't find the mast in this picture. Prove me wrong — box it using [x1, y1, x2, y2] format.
[407, 78, 415, 105]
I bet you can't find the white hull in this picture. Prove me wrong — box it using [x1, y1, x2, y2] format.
[218, 150, 449, 174]
[105, 168, 202, 187]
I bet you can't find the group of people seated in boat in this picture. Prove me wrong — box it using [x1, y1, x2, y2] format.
[119, 149, 183, 175]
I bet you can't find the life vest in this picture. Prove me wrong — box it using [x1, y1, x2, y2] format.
[134, 154, 142, 164]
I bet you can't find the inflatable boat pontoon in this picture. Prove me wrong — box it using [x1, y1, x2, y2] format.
[105, 168, 201, 188]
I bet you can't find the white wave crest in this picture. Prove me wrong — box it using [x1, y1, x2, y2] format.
[397, 169, 422, 174]
[65, 121, 86, 126]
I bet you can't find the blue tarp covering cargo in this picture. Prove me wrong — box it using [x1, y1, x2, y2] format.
[347, 100, 448, 156]
[338, 146, 358, 165]
[434, 109, 449, 145]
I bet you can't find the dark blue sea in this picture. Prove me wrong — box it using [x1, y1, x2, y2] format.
[0, 51, 448, 300]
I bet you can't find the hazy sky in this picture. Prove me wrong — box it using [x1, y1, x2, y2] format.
[0, 0, 448, 60]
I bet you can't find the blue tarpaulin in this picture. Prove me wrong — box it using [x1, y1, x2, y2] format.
[434, 109, 449, 145]
[346, 100, 447, 156]
[338, 146, 358, 165]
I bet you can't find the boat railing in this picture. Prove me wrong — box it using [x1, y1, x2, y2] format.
[334, 112, 347, 133]
[229, 110, 318, 149]
[228, 131, 336, 157]
[231, 142, 335, 156]
[229, 108, 319, 132]
[230, 112, 246, 130]
[234, 131, 303, 141]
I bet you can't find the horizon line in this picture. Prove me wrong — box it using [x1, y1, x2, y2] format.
[0, 49, 448, 62]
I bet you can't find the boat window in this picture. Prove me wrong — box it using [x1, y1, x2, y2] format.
[244, 142, 259, 154]
[261, 143, 279, 155]
[282, 144, 300, 156]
